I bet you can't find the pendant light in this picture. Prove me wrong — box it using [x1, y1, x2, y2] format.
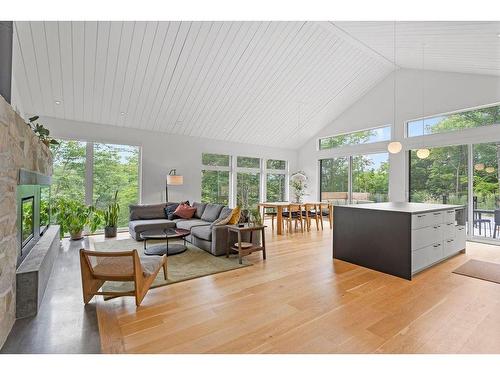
[474, 163, 485, 171]
[416, 148, 430, 159]
[387, 22, 401, 155]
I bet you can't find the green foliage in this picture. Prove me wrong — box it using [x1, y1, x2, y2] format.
[103, 191, 120, 228]
[201, 170, 229, 205]
[202, 153, 230, 167]
[266, 173, 286, 201]
[249, 206, 262, 225]
[237, 172, 260, 209]
[52, 198, 102, 238]
[27, 116, 59, 145]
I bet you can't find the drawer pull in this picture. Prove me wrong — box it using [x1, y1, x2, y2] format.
[447, 239, 454, 243]
[433, 244, 441, 248]
[417, 214, 426, 218]
[447, 210, 455, 213]
[433, 212, 442, 216]
[433, 225, 441, 229]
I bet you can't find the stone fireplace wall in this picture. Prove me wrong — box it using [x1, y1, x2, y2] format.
[0, 95, 53, 348]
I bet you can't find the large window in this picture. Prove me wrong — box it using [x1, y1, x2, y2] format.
[320, 157, 349, 204]
[319, 125, 391, 150]
[201, 153, 231, 205]
[352, 153, 389, 203]
[266, 159, 287, 202]
[201, 154, 288, 207]
[51, 140, 140, 230]
[320, 153, 389, 204]
[407, 103, 500, 137]
[51, 140, 87, 202]
[92, 143, 140, 227]
[409, 145, 468, 205]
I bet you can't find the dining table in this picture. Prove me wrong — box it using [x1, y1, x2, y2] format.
[258, 201, 333, 235]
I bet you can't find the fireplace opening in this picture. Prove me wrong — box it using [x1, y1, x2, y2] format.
[39, 185, 50, 235]
[21, 196, 34, 248]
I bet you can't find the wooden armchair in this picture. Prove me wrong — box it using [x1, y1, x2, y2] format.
[79, 249, 167, 306]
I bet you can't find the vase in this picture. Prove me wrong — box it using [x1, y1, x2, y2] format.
[104, 226, 117, 238]
[70, 230, 83, 241]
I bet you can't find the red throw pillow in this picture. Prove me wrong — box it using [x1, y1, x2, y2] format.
[174, 203, 196, 219]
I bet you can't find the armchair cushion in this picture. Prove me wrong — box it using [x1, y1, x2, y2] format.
[192, 202, 207, 219]
[129, 203, 167, 220]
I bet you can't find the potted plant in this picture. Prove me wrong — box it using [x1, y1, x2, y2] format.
[249, 206, 263, 226]
[290, 171, 308, 203]
[27, 116, 59, 147]
[52, 198, 102, 240]
[103, 191, 120, 238]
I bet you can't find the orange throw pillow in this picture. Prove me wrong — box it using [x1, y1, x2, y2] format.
[174, 203, 196, 219]
[228, 206, 241, 225]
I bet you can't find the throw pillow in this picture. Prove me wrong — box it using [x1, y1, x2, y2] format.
[164, 203, 179, 219]
[228, 206, 241, 225]
[174, 203, 196, 219]
[211, 213, 232, 227]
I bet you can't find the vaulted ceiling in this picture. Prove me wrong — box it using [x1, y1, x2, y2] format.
[11, 21, 500, 149]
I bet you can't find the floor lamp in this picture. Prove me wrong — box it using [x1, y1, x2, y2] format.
[166, 169, 183, 202]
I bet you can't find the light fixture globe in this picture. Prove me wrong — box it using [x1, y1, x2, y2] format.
[387, 141, 402, 154]
[416, 148, 430, 159]
[485, 166, 496, 174]
[474, 163, 485, 171]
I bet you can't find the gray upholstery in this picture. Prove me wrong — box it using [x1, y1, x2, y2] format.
[129, 203, 167, 220]
[218, 206, 233, 220]
[175, 219, 210, 231]
[192, 202, 207, 219]
[129, 219, 175, 234]
[128, 203, 259, 257]
[201, 203, 224, 222]
[191, 225, 212, 241]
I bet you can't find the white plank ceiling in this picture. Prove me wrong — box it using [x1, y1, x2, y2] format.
[11, 21, 500, 149]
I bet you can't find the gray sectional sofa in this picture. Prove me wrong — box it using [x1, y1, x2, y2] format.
[128, 202, 256, 256]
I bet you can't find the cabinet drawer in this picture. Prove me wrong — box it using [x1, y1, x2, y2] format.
[454, 226, 466, 252]
[412, 210, 444, 229]
[443, 222, 455, 239]
[412, 242, 443, 273]
[445, 209, 456, 225]
[443, 238, 456, 258]
[412, 224, 443, 250]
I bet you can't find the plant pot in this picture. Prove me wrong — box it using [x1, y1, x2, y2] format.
[104, 226, 117, 238]
[70, 230, 84, 240]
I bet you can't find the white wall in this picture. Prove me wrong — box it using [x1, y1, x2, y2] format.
[298, 69, 500, 201]
[42, 116, 298, 204]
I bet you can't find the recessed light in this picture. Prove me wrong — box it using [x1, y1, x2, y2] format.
[497, 33, 500, 38]
[120, 112, 126, 116]
[55, 100, 61, 105]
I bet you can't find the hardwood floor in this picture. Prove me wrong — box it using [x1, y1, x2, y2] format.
[95, 225, 500, 354]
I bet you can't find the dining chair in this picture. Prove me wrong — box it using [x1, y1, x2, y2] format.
[263, 206, 278, 232]
[320, 201, 333, 229]
[79, 249, 167, 306]
[282, 204, 304, 233]
[494, 209, 500, 239]
[303, 203, 321, 231]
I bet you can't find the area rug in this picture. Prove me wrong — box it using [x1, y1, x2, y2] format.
[452, 259, 500, 285]
[91, 238, 251, 296]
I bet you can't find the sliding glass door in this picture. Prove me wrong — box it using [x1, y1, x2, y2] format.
[472, 142, 500, 239]
[320, 153, 389, 205]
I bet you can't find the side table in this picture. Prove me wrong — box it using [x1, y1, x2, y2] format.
[227, 224, 267, 264]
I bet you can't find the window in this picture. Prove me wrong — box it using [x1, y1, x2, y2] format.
[237, 156, 260, 169]
[319, 125, 391, 150]
[237, 172, 260, 209]
[320, 157, 349, 204]
[201, 153, 231, 205]
[201, 170, 230, 205]
[320, 153, 389, 204]
[352, 153, 389, 203]
[201, 154, 288, 207]
[409, 145, 468, 205]
[93, 143, 140, 227]
[266, 159, 287, 202]
[407, 103, 500, 137]
[51, 140, 141, 232]
[51, 140, 87, 202]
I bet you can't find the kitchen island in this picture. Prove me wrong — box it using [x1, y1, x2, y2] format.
[333, 202, 466, 280]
